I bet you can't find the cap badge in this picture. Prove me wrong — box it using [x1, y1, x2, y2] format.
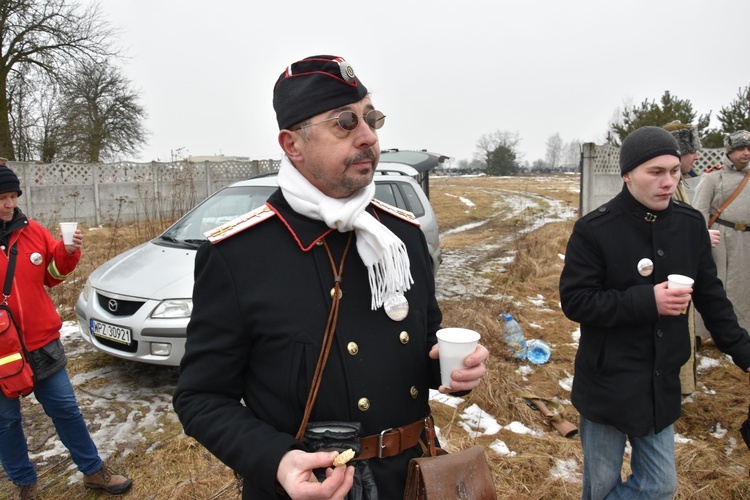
[338, 60, 356, 83]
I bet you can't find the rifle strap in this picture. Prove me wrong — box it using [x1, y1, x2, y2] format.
[708, 169, 750, 228]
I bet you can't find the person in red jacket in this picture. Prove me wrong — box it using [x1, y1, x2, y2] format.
[0, 165, 132, 498]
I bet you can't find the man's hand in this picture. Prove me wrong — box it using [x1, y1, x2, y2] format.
[709, 229, 721, 248]
[654, 281, 691, 316]
[62, 228, 83, 255]
[277, 449, 354, 499]
[429, 343, 489, 393]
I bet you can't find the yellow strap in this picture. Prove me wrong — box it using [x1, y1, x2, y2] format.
[0, 352, 22, 366]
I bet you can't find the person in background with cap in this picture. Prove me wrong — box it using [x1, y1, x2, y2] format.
[692, 131, 750, 342]
[0, 166, 132, 498]
[173, 55, 489, 499]
[661, 120, 714, 397]
[663, 121, 702, 203]
[560, 126, 750, 500]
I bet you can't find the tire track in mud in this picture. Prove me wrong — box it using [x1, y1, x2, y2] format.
[435, 186, 577, 302]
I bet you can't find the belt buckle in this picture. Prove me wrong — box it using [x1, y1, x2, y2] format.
[736, 223, 747, 231]
[378, 428, 394, 459]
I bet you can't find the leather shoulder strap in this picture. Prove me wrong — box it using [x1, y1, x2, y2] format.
[708, 170, 750, 227]
[3, 243, 18, 299]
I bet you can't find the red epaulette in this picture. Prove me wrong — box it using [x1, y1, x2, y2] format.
[205, 204, 276, 244]
[704, 164, 723, 173]
[371, 198, 420, 226]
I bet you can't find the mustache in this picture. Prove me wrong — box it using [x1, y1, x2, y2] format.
[345, 148, 377, 167]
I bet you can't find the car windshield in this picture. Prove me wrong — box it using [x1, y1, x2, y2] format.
[158, 185, 277, 246]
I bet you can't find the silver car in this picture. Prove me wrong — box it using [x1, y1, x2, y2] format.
[75, 163, 441, 366]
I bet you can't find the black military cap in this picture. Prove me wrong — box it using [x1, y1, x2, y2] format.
[273, 55, 368, 131]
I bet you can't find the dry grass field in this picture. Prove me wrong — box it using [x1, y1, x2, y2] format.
[3, 174, 750, 499]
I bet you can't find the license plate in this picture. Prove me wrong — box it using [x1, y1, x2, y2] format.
[90, 319, 132, 345]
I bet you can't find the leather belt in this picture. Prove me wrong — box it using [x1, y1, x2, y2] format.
[355, 418, 427, 460]
[714, 217, 750, 232]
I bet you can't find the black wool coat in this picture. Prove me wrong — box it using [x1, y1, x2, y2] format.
[560, 186, 750, 436]
[173, 189, 442, 499]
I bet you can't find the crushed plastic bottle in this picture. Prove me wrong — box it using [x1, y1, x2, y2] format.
[526, 339, 551, 365]
[501, 313, 527, 359]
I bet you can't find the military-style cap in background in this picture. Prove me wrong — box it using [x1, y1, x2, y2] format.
[620, 126, 681, 176]
[273, 55, 368, 131]
[725, 130, 750, 154]
[662, 120, 702, 155]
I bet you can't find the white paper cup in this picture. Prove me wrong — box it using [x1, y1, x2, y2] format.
[668, 274, 694, 314]
[436, 328, 480, 389]
[59, 222, 78, 245]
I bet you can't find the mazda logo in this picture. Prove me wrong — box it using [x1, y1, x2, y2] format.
[108, 299, 118, 312]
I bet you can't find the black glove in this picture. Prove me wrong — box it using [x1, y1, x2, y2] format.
[302, 421, 378, 500]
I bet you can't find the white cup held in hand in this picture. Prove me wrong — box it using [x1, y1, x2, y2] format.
[667, 274, 694, 314]
[436, 328, 480, 390]
[59, 222, 78, 245]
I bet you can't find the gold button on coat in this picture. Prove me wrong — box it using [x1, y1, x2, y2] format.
[347, 342, 359, 355]
[410, 386, 419, 399]
[399, 331, 410, 344]
[358, 398, 370, 411]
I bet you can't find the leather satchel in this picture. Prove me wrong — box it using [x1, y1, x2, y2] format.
[403, 445, 497, 500]
[404, 416, 496, 500]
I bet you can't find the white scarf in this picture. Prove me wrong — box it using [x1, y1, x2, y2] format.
[277, 156, 413, 310]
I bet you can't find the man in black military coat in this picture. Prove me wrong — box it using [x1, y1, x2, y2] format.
[172, 55, 489, 499]
[560, 126, 750, 500]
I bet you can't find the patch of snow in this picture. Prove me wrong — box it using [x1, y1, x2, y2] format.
[489, 439, 516, 457]
[459, 404, 502, 437]
[711, 423, 727, 439]
[549, 458, 582, 483]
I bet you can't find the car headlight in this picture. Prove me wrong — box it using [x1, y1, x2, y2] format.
[82, 279, 92, 302]
[151, 299, 193, 319]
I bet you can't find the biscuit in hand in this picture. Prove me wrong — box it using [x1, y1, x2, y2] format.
[333, 448, 355, 466]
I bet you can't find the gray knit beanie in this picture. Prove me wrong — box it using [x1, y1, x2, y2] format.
[620, 126, 681, 176]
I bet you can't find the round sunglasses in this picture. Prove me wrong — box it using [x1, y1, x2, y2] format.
[293, 110, 385, 131]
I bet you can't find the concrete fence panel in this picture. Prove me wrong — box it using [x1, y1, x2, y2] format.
[7, 159, 281, 228]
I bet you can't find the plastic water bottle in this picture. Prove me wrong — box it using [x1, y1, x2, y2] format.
[526, 339, 551, 365]
[501, 313, 527, 359]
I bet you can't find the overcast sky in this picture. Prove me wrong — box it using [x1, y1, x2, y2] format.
[94, 0, 749, 165]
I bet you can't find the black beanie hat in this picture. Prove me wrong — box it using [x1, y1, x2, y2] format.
[0, 165, 22, 196]
[620, 126, 681, 176]
[273, 55, 368, 130]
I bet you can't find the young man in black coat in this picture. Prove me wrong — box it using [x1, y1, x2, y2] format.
[173, 55, 489, 499]
[560, 126, 750, 500]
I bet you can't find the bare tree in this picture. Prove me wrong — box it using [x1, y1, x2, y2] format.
[475, 130, 521, 165]
[55, 59, 147, 162]
[563, 140, 582, 170]
[0, 0, 116, 159]
[545, 133, 563, 169]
